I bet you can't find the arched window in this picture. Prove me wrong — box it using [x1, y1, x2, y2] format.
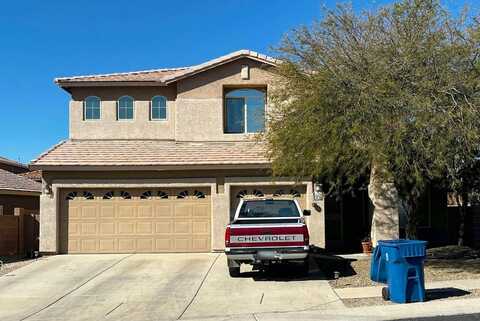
[225, 88, 265, 133]
[157, 191, 169, 199]
[83, 191, 94, 200]
[177, 190, 189, 199]
[120, 191, 132, 199]
[140, 191, 153, 199]
[236, 190, 248, 198]
[194, 190, 206, 199]
[84, 96, 100, 120]
[103, 191, 114, 199]
[151, 96, 167, 120]
[117, 96, 134, 120]
[290, 190, 301, 198]
[66, 191, 78, 200]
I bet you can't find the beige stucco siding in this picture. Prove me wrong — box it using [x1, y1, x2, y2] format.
[66, 59, 277, 141]
[69, 86, 176, 140]
[175, 58, 277, 141]
[39, 170, 325, 253]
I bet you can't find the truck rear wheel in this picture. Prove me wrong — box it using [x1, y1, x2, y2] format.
[227, 259, 241, 277]
[300, 258, 310, 276]
[228, 266, 240, 277]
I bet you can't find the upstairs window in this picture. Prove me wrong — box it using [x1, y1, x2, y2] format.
[151, 96, 167, 120]
[225, 88, 265, 134]
[117, 96, 134, 120]
[84, 96, 100, 120]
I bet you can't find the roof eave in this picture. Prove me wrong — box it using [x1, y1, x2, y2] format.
[55, 80, 169, 88]
[0, 189, 42, 196]
[164, 53, 278, 84]
[30, 163, 271, 172]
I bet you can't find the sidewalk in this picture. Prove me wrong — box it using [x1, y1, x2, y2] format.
[334, 278, 480, 299]
[182, 296, 480, 321]
[256, 297, 480, 321]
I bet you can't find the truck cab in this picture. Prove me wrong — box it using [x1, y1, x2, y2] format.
[224, 198, 311, 277]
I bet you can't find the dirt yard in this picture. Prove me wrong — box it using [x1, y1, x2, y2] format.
[314, 246, 480, 289]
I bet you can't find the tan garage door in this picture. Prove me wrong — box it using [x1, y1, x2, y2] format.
[230, 185, 307, 221]
[60, 188, 211, 253]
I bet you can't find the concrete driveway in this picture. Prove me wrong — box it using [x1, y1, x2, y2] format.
[0, 254, 343, 321]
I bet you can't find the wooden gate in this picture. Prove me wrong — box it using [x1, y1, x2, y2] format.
[0, 208, 39, 256]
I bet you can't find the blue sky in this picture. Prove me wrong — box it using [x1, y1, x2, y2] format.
[0, 0, 476, 164]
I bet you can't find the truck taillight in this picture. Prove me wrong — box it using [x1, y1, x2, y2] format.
[225, 226, 231, 247]
[302, 225, 309, 245]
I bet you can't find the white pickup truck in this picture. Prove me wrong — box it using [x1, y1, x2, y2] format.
[224, 198, 311, 277]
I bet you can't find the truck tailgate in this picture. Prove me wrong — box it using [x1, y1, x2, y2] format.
[226, 224, 308, 248]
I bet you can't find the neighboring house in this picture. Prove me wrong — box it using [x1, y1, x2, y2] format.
[0, 157, 41, 215]
[0, 156, 29, 174]
[19, 170, 42, 183]
[31, 50, 324, 254]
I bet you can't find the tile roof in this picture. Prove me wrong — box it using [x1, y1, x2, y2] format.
[55, 50, 277, 85]
[55, 68, 188, 83]
[0, 169, 42, 193]
[30, 140, 270, 167]
[19, 170, 42, 182]
[0, 156, 28, 169]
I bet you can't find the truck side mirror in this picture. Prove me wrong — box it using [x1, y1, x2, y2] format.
[303, 209, 311, 216]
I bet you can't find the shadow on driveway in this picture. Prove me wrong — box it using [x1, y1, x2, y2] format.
[235, 251, 358, 282]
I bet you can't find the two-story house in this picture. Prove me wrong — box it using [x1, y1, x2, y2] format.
[31, 50, 325, 254]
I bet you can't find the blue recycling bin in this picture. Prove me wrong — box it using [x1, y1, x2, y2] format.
[370, 245, 388, 283]
[371, 239, 427, 303]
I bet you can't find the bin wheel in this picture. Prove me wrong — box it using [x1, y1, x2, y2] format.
[382, 287, 390, 301]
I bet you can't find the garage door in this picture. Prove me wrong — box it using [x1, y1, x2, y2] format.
[230, 185, 307, 221]
[60, 188, 211, 253]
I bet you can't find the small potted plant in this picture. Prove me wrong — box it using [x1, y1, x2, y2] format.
[361, 236, 372, 254]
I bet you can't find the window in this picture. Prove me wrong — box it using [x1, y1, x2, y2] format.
[158, 191, 169, 199]
[117, 96, 134, 120]
[238, 200, 300, 219]
[83, 191, 94, 200]
[151, 96, 167, 120]
[120, 191, 131, 199]
[66, 192, 78, 200]
[225, 88, 265, 134]
[140, 191, 153, 199]
[177, 190, 189, 199]
[194, 190, 206, 199]
[103, 191, 114, 199]
[236, 190, 248, 198]
[84, 96, 100, 120]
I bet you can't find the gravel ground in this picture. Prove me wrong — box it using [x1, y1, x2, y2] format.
[0, 255, 40, 277]
[316, 246, 480, 289]
[342, 289, 480, 308]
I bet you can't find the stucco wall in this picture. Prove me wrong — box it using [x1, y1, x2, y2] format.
[39, 170, 323, 253]
[176, 58, 276, 141]
[65, 58, 277, 141]
[39, 192, 58, 253]
[68, 86, 176, 140]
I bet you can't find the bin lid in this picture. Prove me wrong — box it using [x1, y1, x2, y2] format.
[378, 239, 427, 258]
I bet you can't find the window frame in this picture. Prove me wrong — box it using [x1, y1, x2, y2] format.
[150, 95, 168, 121]
[83, 96, 101, 121]
[224, 87, 266, 134]
[117, 95, 135, 121]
